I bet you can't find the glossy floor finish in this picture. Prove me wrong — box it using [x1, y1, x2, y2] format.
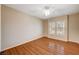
[0, 37, 79, 55]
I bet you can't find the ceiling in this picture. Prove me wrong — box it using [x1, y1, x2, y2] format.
[5, 4, 79, 19]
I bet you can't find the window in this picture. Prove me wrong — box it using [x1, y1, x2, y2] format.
[49, 21, 55, 35]
[48, 20, 65, 37]
[56, 21, 64, 37]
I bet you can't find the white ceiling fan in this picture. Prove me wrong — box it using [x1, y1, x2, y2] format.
[43, 6, 55, 16]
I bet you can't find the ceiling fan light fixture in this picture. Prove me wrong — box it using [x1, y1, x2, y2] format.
[44, 6, 50, 16]
[44, 9, 50, 16]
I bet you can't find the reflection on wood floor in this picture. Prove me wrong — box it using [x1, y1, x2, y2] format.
[0, 37, 79, 55]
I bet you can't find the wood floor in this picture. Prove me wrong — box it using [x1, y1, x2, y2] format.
[0, 37, 79, 55]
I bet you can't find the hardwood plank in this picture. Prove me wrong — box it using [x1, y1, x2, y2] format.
[0, 37, 79, 55]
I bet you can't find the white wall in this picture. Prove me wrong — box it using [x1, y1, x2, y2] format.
[69, 13, 79, 43]
[1, 5, 43, 51]
[0, 5, 1, 52]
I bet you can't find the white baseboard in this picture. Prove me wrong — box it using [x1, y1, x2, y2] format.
[1, 34, 79, 52]
[44, 35, 67, 42]
[1, 35, 43, 52]
[44, 35, 79, 44]
[68, 40, 79, 44]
